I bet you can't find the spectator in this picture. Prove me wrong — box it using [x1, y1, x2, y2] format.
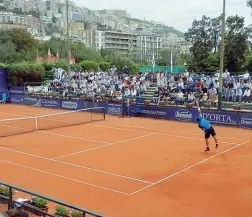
[177, 90, 184, 100]
[236, 87, 243, 103]
[243, 87, 251, 103]
[188, 92, 195, 102]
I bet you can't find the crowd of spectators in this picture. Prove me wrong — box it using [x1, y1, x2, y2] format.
[152, 70, 252, 106]
[26, 67, 252, 107]
[28, 67, 154, 100]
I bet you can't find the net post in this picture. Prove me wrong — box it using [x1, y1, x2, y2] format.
[103, 108, 105, 120]
[35, 117, 38, 130]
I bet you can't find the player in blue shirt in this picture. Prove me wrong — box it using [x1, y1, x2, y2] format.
[1, 92, 7, 104]
[196, 107, 218, 152]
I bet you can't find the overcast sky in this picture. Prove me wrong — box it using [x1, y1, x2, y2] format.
[73, 0, 251, 32]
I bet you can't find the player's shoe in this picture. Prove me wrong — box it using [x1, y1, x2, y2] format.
[205, 147, 210, 152]
[216, 144, 219, 149]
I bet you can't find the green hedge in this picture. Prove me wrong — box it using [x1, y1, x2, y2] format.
[8, 62, 45, 86]
[0, 60, 143, 86]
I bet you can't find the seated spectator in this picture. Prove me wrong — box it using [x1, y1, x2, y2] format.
[188, 92, 195, 102]
[177, 90, 184, 100]
[243, 87, 251, 103]
[202, 93, 208, 102]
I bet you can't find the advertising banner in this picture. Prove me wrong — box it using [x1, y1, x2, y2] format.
[238, 112, 252, 129]
[200, 110, 238, 126]
[106, 103, 122, 115]
[24, 96, 40, 105]
[9, 86, 24, 95]
[10, 94, 252, 130]
[9, 94, 24, 104]
[41, 98, 61, 108]
[0, 68, 8, 91]
[61, 100, 80, 110]
[136, 98, 145, 105]
[166, 107, 197, 122]
[131, 105, 167, 118]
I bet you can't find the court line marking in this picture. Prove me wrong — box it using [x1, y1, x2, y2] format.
[93, 122, 248, 142]
[129, 140, 250, 196]
[0, 158, 130, 196]
[0, 111, 247, 142]
[0, 112, 238, 160]
[52, 133, 155, 159]
[0, 122, 110, 145]
[0, 134, 154, 184]
[86, 124, 238, 145]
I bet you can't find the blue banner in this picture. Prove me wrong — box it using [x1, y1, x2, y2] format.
[239, 112, 252, 128]
[9, 94, 24, 104]
[0, 68, 8, 91]
[61, 100, 80, 110]
[106, 103, 122, 115]
[166, 108, 197, 122]
[131, 105, 167, 118]
[9, 86, 24, 95]
[136, 98, 145, 105]
[9, 95, 252, 129]
[200, 110, 238, 126]
[41, 98, 61, 108]
[24, 96, 40, 105]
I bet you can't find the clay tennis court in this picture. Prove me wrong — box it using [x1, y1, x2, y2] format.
[0, 104, 252, 217]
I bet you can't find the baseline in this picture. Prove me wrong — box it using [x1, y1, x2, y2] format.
[0, 110, 247, 142]
[129, 140, 250, 196]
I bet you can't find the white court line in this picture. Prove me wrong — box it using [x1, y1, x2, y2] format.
[129, 140, 250, 196]
[0, 111, 239, 159]
[0, 110, 247, 142]
[94, 122, 248, 142]
[0, 158, 130, 196]
[38, 131, 110, 145]
[87, 124, 238, 145]
[0, 135, 153, 184]
[52, 133, 155, 159]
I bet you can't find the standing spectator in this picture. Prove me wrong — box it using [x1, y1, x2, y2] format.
[157, 71, 161, 86]
[1, 92, 7, 104]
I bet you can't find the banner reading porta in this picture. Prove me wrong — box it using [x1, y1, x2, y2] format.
[9, 95, 252, 129]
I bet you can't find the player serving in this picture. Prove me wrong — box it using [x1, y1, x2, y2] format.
[196, 104, 219, 152]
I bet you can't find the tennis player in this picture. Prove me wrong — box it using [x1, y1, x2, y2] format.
[196, 106, 218, 152]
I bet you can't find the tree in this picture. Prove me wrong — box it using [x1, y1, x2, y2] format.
[224, 16, 252, 72]
[10, 28, 38, 51]
[185, 14, 252, 72]
[185, 16, 219, 71]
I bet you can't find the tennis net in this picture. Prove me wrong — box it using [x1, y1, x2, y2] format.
[0, 107, 105, 137]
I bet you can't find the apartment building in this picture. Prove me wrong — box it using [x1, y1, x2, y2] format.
[136, 34, 163, 62]
[103, 31, 137, 53]
[84, 30, 137, 54]
[69, 21, 84, 42]
[163, 38, 192, 54]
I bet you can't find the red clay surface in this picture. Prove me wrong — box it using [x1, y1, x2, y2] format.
[0, 104, 252, 217]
